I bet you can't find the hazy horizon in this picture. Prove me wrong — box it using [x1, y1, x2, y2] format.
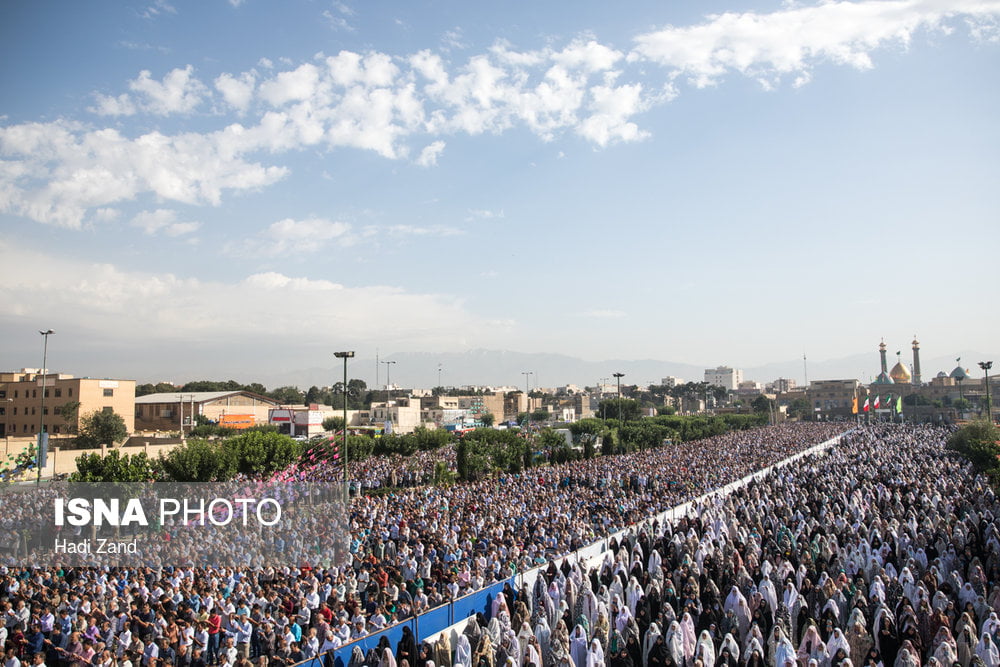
[2, 1, 998, 380]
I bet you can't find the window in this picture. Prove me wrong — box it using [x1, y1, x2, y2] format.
[43, 407, 48, 415]
[0, 408, 4, 416]
[31, 407, 36, 415]
[12, 407, 16, 415]
[53, 426, 60, 434]
[44, 389, 49, 398]
[102, 406, 113, 414]
[103, 388, 114, 397]
[68, 388, 73, 396]
[13, 390, 18, 398]
[55, 388, 61, 397]
[32, 390, 37, 398]
[0, 390, 5, 399]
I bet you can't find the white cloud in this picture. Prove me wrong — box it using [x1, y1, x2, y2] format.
[90, 93, 137, 116]
[0, 240, 489, 348]
[258, 63, 321, 106]
[129, 66, 207, 114]
[131, 209, 201, 236]
[227, 217, 352, 256]
[416, 140, 445, 166]
[442, 27, 468, 51]
[577, 83, 650, 146]
[0, 119, 287, 228]
[465, 208, 504, 222]
[628, 0, 1000, 88]
[214, 71, 257, 112]
[93, 66, 207, 116]
[142, 0, 176, 20]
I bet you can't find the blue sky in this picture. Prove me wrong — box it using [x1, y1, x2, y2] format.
[1, 0, 998, 384]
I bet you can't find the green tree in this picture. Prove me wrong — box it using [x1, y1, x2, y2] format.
[323, 416, 346, 432]
[786, 398, 811, 419]
[223, 431, 301, 477]
[529, 408, 550, 422]
[304, 386, 322, 405]
[70, 450, 157, 482]
[57, 401, 81, 434]
[952, 397, 972, 411]
[412, 426, 454, 450]
[269, 386, 305, 404]
[159, 439, 236, 482]
[596, 398, 642, 421]
[77, 410, 129, 448]
[751, 395, 774, 414]
[479, 412, 495, 427]
[947, 420, 1000, 488]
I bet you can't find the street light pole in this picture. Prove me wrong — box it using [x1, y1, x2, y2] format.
[521, 372, 533, 423]
[37, 329, 54, 485]
[980, 361, 994, 424]
[381, 360, 396, 404]
[613, 372, 625, 422]
[334, 351, 355, 503]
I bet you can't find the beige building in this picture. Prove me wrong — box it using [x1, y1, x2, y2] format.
[370, 397, 424, 434]
[0, 369, 136, 438]
[134, 391, 280, 433]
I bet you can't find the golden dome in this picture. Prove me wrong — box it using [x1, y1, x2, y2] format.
[890, 351, 911, 384]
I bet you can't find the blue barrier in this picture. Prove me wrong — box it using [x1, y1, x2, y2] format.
[331, 618, 415, 667]
[419, 604, 451, 637]
[452, 576, 511, 623]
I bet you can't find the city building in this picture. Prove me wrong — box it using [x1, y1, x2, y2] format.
[704, 366, 743, 391]
[268, 404, 341, 438]
[134, 391, 280, 433]
[0, 369, 136, 438]
[370, 397, 423, 434]
[807, 379, 861, 418]
[660, 376, 684, 388]
[766, 378, 796, 393]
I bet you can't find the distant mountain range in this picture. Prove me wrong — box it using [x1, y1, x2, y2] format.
[254, 348, 997, 391]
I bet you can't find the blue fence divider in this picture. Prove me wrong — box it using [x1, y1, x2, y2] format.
[419, 604, 451, 638]
[330, 618, 415, 667]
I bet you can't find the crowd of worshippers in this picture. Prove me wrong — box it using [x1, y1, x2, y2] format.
[1, 422, 909, 667]
[347, 424, 1000, 667]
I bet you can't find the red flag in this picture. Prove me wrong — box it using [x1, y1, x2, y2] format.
[863, 397, 870, 412]
[874, 395, 881, 409]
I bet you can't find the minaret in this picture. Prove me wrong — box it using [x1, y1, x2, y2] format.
[879, 339, 889, 377]
[911, 336, 921, 385]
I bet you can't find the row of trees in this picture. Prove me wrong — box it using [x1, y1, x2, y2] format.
[947, 419, 1000, 488]
[71, 430, 301, 482]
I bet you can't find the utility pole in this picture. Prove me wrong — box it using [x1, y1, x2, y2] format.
[335, 351, 355, 503]
[521, 372, 533, 422]
[613, 372, 625, 422]
[37, 329, 54, 485]
[381, 360, 396, 404]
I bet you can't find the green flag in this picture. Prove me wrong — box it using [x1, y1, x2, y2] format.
[896, 395, 903, 412]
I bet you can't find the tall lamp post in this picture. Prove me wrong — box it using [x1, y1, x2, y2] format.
[381, 360, 396, 403]
[521, 372, 533, 424]
[980, 361, 993, 424]
[613, 372, 625, 422]
[37, 329, 54, 485]
[334, 351, 355, 503]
